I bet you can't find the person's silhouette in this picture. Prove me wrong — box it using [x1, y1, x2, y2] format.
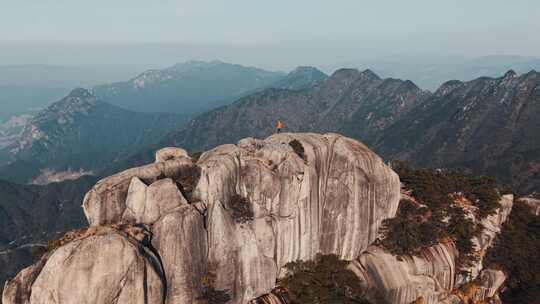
[276, 120, 284, 133]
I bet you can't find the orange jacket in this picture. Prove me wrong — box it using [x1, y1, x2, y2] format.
[276, 121, 284, 129]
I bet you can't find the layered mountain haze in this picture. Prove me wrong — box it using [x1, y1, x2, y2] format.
[162, 68, 427, 153]
[1, 62, 539, 303]
[0, 115, 31, 150]
[0, 176, 97, 290]
[92, 60, 285, 115]
[152, 68, 540, 194]
[0, 88, 186, 184]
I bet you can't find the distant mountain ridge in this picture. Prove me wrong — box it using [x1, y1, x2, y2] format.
[270, 66, 328, 90]
[161, 68, 427, 153]
[92, 60, 285, 115]
[0, 176, 96, 290]
[0, 88, 186, 183]
[152, 68, 540, 194]
[375, 69, 540, 193]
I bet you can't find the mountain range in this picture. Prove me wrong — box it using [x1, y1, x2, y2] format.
[158, 69, 540, 194]
[92, 60, 286, 115]
[374, 70, 540, 194]
[2, 65, 540, 194]
[0, 89, 186, 184]
[1, 63, 540, 301]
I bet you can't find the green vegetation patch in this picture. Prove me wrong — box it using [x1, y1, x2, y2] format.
[228, 194, 254, 224]
[381, 162, 503, 267]
[278, 254, 371, 304]
[289, 139, 306, 161]
[484, 200, 540, 303]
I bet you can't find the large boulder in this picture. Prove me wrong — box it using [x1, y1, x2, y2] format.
[3, 226, 165, 304]
[4, 133, 401, 304]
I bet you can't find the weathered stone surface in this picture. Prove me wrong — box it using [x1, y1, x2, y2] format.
[3, 227, 165, 304]
[197, 133, 401, 302]
[122, 178, 187, 225]
[249, 287, 290, 304]
[2, 253, 50, 304]
[350, 243, 457, 304]
[474, 269, 506, 300]
[7, 133, 401, 304]
[155, 147, 189, 162]
[83, 157, 193, 226]
[439, 269, 506, 304]
[459, 195, 513, 284]
[121, 177, 147, 222]
[151, 205, 207, 304]
[350, 195, 513, 304]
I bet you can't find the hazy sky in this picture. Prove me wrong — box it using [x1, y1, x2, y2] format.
[0, 0, 539, 71]
[1, 1, 538, 46]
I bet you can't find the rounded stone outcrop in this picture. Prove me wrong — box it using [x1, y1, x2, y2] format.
[6, 133, 401, 304]
[82, 157, 194, 226]
[155, 147, 189, 162]
[3, 226, 165, 304]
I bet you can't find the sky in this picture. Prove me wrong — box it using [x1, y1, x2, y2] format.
[0, 0, 539, 71]
[0, 0, 537, 45]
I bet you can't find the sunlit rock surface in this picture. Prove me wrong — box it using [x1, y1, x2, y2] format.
[3, 226, 165, 304]
[4, 133, 400, 304]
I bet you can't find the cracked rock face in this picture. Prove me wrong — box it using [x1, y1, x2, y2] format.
[3, 133, 400, 304]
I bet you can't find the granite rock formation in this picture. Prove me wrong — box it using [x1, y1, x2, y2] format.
[3, 133, 400, 304]
[349, 194, 513, 304]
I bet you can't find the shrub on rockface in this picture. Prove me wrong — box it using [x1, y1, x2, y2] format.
[199, 263, 231, 304]
[289, 139, 306, 161]
[484, 200, 540, 304]
[190, 151, 203, 163]
[279, 254, 371, 304]
[228, 194, 254, 224]
[381, 162, 503, 267]
[175, 165, 201, 201]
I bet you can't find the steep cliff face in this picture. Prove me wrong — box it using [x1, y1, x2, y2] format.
[349, 195, 513, 304]
[3, 133, 400, 304]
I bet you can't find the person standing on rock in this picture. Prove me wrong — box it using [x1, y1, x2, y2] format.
[276, 120, 284, 133]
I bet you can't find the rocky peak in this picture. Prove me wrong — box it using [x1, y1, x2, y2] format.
[503, 69, 518, 79]
[330, 68, 362, 80]
[287, 66, 326, 79]
[43, 88, 98, 116]
[271, 66, 328, 90]
[321, 68, 381, 93]
[434, 80, 464, 96]
[66, 88, 94, 99]
[4, 133, 401, 304]
[358, 68, 382, 81]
